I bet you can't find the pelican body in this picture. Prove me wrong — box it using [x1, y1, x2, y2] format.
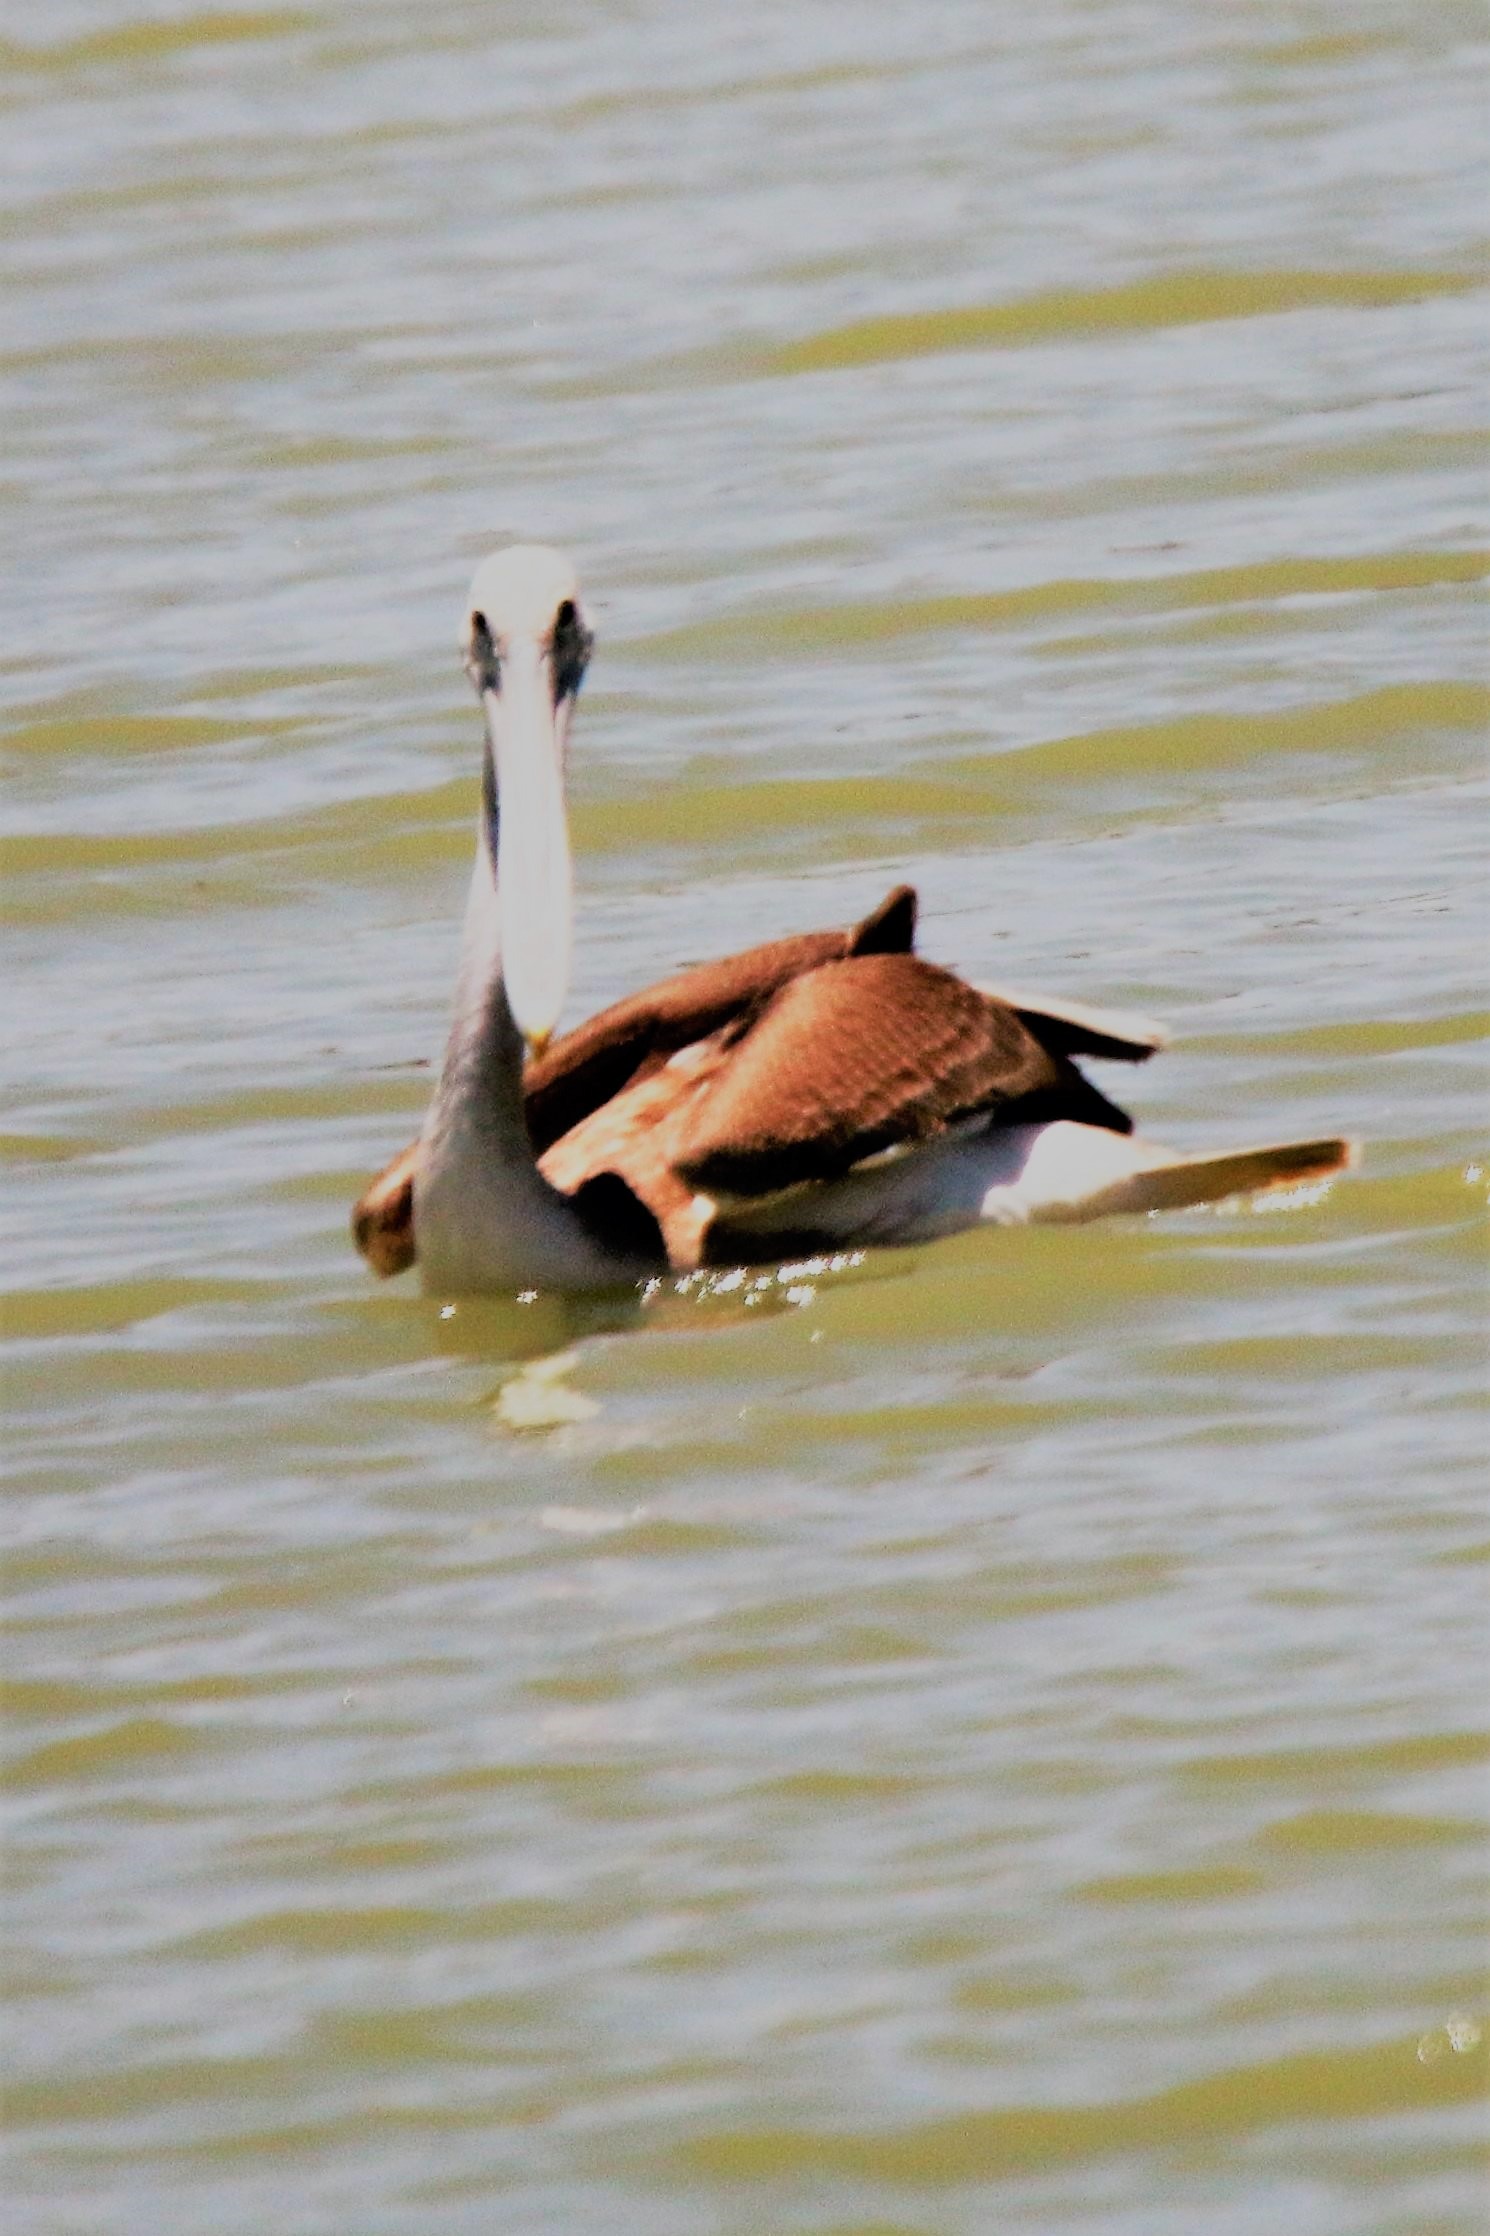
[353, 547, 1352, 1295]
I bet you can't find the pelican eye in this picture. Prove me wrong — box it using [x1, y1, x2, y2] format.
[550, 598, 593, 705]
[467, 609, 500, 692]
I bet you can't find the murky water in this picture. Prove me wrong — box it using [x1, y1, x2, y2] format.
[4, 4, 1487, 2231]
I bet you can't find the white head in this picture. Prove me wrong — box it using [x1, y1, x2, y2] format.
[462, 545, 593, 1053]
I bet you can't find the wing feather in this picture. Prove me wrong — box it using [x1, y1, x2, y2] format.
[674, 953, 1131, 1197]
[350, 1141, 420, 1278]
[522, 884, 917, 1153]
[976, 985, 1168, 1063]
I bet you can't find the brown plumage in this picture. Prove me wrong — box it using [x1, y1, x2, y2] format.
[351, 1139, 420, 1280]
[522, 880, 917, 1154]
[352, 882, 1153, 1277]
[673, 953, 1130, 1195]
[356, 886, 921, 1276]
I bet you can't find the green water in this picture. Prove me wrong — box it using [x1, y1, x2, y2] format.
[4, 4, 1487, 2232]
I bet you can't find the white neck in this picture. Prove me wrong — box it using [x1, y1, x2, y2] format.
[414, 834, 645, 1294]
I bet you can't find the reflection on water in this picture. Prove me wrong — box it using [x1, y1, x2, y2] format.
[3, 2, 1487, 2233]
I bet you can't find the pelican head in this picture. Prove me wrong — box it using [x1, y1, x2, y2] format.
[463, 546, 593, 1056]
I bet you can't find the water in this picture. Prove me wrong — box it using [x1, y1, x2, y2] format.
[3, 4, 1487, 2231]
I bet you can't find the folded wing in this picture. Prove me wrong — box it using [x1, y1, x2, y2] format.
[674, 953, 1132, 1198]
[522, 882, 917, 1153]
[351, 884, 919, 1273]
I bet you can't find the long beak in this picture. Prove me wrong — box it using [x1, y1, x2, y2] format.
[482, 638, 572, 1053]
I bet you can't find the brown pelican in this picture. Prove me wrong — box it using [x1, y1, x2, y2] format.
[353, 546, 1353, 1294]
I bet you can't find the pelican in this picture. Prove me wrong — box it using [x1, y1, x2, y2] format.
[353, 546, 1353, 1294]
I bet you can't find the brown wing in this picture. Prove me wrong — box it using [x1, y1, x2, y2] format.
[350, 1140, 419, 1277]
[673, 953, 1132, 1198]
[349, 886, 917, 1274]
[522, 883, 916, 1154]
[538, 1043, 724, 1269]
[979, 985, 1168, 1064]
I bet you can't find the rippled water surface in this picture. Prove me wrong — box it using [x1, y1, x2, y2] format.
[4, 3, 1488, 2231]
